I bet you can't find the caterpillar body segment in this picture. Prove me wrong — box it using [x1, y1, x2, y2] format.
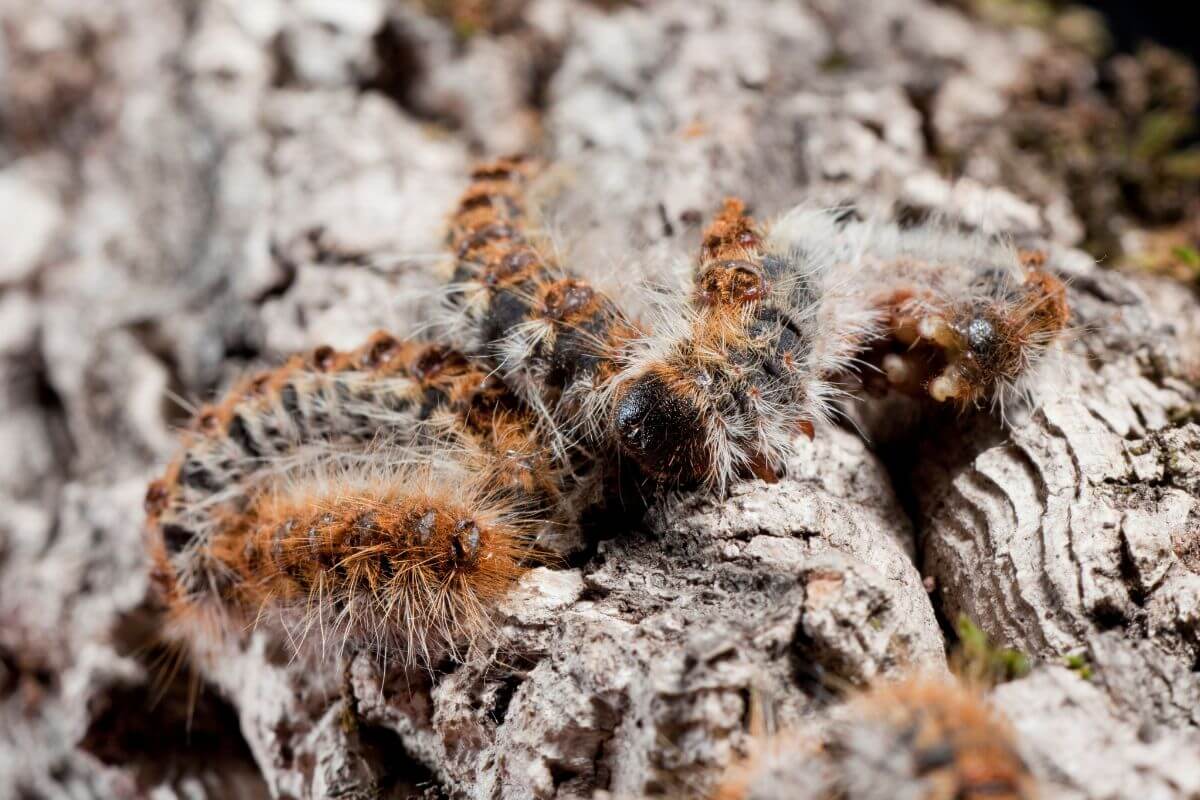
[608, 200, 876, 490]
[448, 156, 538, 257]
[697, 197, 765, 275]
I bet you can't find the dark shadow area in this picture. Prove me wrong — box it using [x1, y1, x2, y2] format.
[1083, 0, 1200, 64]
[79, 645, 269, 798]
[357, 720, 448, 799]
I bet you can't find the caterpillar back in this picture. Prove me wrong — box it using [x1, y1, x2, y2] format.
[439, 157, 641, 453]
[204, 457, 543, 665]
[834, 676, 1036, 800]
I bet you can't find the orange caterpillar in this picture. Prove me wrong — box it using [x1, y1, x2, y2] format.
[772, 210, 1071, 413]
[203, 457, 540, 665]
[713, 675, 1036, 800]
[440, 157, 641, 453]
[608, 200, 875, 489]
[145, 332, 566, 665]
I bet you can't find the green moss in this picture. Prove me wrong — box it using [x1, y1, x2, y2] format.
[962, 0, 1058, 29]
[1131, 111, 1195, 162]
[1126, 440, 1151, 457]
[453, 19, 480, 39]
[1172, 245, 1200, 267]
[954, 616, 1032, 684]
[819, 50, 851, 73]
[1168, 404, 1200, 426]
[1063, 653, 1094, 680]
[1050, 7, 1111, 58]
[956, 0, 1110, 56]
[1163, 148, 1200, 180]
[417, 0, 485, 40]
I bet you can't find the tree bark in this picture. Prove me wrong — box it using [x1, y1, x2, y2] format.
[1, 1, 1198, 798]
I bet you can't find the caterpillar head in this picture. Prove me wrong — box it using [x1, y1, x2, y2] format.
[884, 257, 1070, 408]
[611, 365, 712, 485]
[609, 262, 828, 491]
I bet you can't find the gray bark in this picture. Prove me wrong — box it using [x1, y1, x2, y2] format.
[1, 1, 1198, 798]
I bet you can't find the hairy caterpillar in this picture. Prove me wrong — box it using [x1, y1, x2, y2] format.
[202, 456, 543, 665]
[145, 332, 567, 665]
[713, 675, 1036, 800]
[776, 210, 1072, 413]
[439, 157, 642, 455]
[608, 200, 875, 489]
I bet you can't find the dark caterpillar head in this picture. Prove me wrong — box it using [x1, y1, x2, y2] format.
[955, 308, 1019, 386]
[612, 370, 711, 486]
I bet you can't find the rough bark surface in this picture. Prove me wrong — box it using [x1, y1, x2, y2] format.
[1, 1, 1198, 799]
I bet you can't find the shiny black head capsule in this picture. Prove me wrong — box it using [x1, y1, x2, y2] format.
[613, 371, 709, 484]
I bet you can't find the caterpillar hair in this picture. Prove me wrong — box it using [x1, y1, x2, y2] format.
[607, 199, 877, 490]
[710, 731, 829, 800]
[712, 674, 1036, 800]
[203, 456, 544, 666]
[439, 157, 641, 455]
[145, 332, 568, 664]
[833, 675, 1036, 800]
[773, 210, 1071, 414]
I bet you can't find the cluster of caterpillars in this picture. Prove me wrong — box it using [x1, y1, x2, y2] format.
[146, 156, 1070, 673]
[144, 156, 1060, 796]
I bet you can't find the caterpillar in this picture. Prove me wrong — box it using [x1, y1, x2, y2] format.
[774, 209, 1072, 413]
[712, 675, 1036, 800]
[607, 200, 876, 489]
[439, 157, 642, 456]
[145, 332, 568, 665]
[202, 455, 543, 666]
[609, 203, 1070, 488]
